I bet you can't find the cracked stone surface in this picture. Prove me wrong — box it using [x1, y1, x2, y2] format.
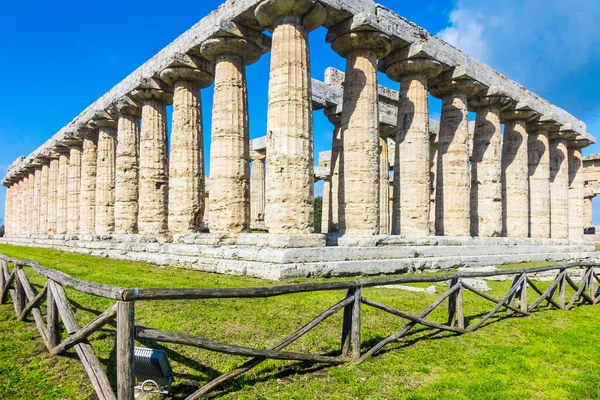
[39, 163, 49, 235]
[95, 126, 116, 235]
[56, 151, 70, 235]
[569, 147, 584, 240]
[115, 113, 140, 234]
[67, 146, 82, 235]
[528, 132, 551, 238]
[47, 158, 58, 236]
[550, 138, 569, 239]
[80, 131, 98, 235]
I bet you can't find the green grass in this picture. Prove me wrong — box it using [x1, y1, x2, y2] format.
[0, 244, 599, 399]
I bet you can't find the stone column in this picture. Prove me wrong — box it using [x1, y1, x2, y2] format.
[568, 145, 584, 240]
[112, 101, 141, 235]
[94, 120, 117, 235]
[379, 138, 390, 235]
[325, 110, 342, 233]
[328, 30, 391, 235]
[39, 161, 50, 235]
[321, 177, 331, 234]
[31, 166, 42, 236]
[527, 120, 557, 238]
[256, 0, 326, 235]
[430, 76, 484, 236]
[160, 61, 214, 236]
[131, 88, 172, 237]
[500, 109, 537, 238]
[250, 153, 266, 230]
[584, 196, 594, 228]
[47, 156, 59, 236]
[202, 38, 261, 234]
[56, 148, 70, 235]
[381, 56, 442, 236]
[67, 142, 82, 235]
[28, 174, 35, 236]
[80, 130, 98, 235]
[550, 137, 569, 239]
[4, 184, 11, 237]
[469, 93, 511, 237]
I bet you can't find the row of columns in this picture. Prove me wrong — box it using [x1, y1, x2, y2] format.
[2, 0, 588, 242]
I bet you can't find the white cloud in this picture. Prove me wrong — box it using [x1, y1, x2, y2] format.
[435, 0, 600, 123]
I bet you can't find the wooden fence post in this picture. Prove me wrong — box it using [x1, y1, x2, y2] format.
[559, 270, 566, 309]
[351, 287, 362, 361]
[47, 283, 60, 349]
[447, 278, 458, 327]
[340, 288, 356, 357]
[14, 267, 26, 315]
[0, 261, 5, 298]
[520, 273, 528, 314]
[117, 301, 135, 400]
[587, 267, 595, 304]
[456, 280, 465, 330]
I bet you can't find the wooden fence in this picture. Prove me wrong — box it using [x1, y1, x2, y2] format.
[0, 252, 599, 399]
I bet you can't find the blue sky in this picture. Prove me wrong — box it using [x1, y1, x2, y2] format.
[1, 0, 599, 224]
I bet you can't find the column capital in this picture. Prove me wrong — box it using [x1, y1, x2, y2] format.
[329, 31, 392, 59]
[255, 0, 326, 32]
[324, 105, 342, 125]
[430, 77, 485, 99]
[62, 134, 83, 149]
[109, 96, 142, 118]
[90, 117, 117, 131]
[250, 151, 266, 161]
[500, 108, 539, 123]
[160, 55, 215, 88]
[382, 57, 442, 82]
[131, 79, 173, 104]
[200, 37, 263, 66]
[527, 116, 562, 135]
[549, 129, 577, 141]
[469, 88, 512, 111]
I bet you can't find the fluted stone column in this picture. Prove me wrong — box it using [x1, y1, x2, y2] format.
[67, 143, 82, 235]
[4, 184, 11, 237]
[430, 77, 483, 236]
[161, 62, 214, 235]
[256, 0, 326, 235]
[250, 153, 266, 230]
[501, 109, 537, 238]
[584, 196, 593, 227]
[202, 38, 261, 234]
[326, 110, 342, 233]
[31, 166, 42, 235]
[56, 148, 70, 235]
[321, 177, 331, 234]
[14, 181, 22, 236]
[131, 88, 172, 236]
[39, 162, 49, 235]
[113, 101, 141, 234]
[550, 137, 569, 239]
[80, 130, 98, 235]
[94, 120, 117, 235]
[28, 174, 35, 236]
[527, 121, 556, 238]
[568, 145, 584, 240]
[47, 157, 59, 235]
[469, 93, 510, 237]
[379, 138, 390, 234]
[328, 31, 391, 235]
[382, 56, 442, 236]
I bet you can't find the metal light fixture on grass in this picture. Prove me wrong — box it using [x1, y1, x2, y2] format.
[134, 347, 174, 395]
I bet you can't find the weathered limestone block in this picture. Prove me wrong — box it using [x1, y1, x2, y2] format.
[131, 88, 172, 236]
[381, 56, 442, 236]
[80, 130, 98, 235]
[67, 143, 82, 235]
[550, 137, 569, 239]
[527, 120, 557, 238]
[501, 109, 537, 238]
[328, 30, 391, 234]
[113, 100, 141, 235]
[160, 61, 214, 235]
[321, 177, 331, 233]
[39, 162, 50, 235]
[94, 120, 117, 235]
[56, 148, 70, 235]
[568, 145, 584, 240]
[4, 184, 11, 236]
[584, 196, 593, 227]
[429, 132, 438, 230]
[202, 37, 261, 234]
[325, 111, 342, 233]
[430, 77, 484, 236]
[256, 0, 326, 234]
[47, 157, 59, 236]
[25, 175, 33, 236]
[469, 94, 511, 237]
[31, 166, 42, 235]
[250, 153, 266, 230]
[379, 138, 390, 234]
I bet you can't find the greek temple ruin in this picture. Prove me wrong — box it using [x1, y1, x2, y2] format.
[2, 0, 598, 279]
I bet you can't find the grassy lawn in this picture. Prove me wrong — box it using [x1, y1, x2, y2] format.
[0, 244, 598, 399]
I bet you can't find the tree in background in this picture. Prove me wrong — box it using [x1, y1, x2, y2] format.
[314, 197, 322, 233]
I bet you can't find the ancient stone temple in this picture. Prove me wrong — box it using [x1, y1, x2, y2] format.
[2, 0, 598, 279]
